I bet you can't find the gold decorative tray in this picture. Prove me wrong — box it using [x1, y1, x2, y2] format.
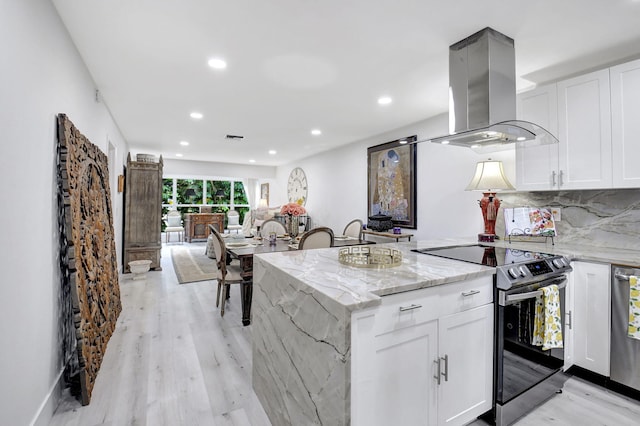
[338, 246, 403, 268]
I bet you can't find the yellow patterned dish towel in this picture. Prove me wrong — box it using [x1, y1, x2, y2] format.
[628, 276, 640, 339]
[532, 284, 563, 350]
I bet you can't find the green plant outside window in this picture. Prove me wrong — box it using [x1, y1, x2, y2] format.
[176, 179, 203, 205]
[162, 178, 250, 226]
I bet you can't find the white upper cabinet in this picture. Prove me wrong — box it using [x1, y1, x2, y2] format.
[516, 83, 560, 190]
[517, 68, 620, 190]
[557, 69, 612, 189]
[611, 59, 640, 187]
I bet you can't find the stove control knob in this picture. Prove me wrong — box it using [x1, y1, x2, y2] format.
[519, 266, 528, 277]
[552, 259, 563, 269]
[508, 268, 519, 279]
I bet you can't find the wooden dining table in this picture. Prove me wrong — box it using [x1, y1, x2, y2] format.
[226, 236, 375, 326]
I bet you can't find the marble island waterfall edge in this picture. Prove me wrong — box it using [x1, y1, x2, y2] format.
[252, 256, 352, 426]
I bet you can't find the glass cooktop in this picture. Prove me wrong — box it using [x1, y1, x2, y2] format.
[413, 244, 552, 267]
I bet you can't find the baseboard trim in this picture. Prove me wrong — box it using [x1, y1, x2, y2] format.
[565, 365, 608, 387]
[30, 366, 65, 426]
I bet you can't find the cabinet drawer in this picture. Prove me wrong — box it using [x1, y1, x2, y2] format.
[373, 276, 494, 335]
[439, 276, 493, 317]
[375, 286, 440, 335]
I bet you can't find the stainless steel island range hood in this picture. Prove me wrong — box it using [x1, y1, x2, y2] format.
[430, 27, 558, 151]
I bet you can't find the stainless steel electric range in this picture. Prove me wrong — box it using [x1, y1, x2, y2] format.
[413, 244, 572, 426]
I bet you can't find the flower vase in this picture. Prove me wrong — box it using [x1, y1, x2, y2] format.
[286, 214, 298, 237]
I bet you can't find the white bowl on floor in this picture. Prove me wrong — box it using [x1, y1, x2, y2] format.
[129, 260, 152, 280]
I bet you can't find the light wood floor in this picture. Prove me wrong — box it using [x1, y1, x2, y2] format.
[470, 375, 640, 426]
[49, 243, 640, 425]
[49, 243, 271, 426]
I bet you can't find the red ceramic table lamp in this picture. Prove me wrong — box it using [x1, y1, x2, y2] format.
[466, 159, 514, 242]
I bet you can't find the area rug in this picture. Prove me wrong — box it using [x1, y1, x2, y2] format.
[171, 244, 218, 284]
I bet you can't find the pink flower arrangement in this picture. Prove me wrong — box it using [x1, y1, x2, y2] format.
[280, 202, 306, 216]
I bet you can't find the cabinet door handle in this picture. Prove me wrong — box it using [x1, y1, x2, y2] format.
[434, 358, 441, 385]
[441, 354, 449, 382]
[462, 290, 480, 297]
[552, 171, 557, 186]
[399, 304, 422, 312]
[559, 170, 564, 187]
[566, 311, 572, 330]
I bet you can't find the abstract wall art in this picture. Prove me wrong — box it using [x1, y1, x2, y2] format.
[367, 135, 417, 229]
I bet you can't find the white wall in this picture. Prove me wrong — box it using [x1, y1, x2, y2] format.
[272, 113, 516, 239]
[0, 1, 128, 425]
[163, 158, 276, 180]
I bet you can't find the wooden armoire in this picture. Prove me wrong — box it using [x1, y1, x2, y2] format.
[123, 153, 163, 272]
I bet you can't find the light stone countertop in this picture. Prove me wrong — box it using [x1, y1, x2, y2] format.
[483, 239, 640, 267]
[255, 236, 640, 313]
[254, 237, 494, 312]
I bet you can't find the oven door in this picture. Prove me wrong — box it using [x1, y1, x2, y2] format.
[496, 275, 567, 405]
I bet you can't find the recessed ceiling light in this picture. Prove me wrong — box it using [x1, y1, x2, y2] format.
[311, 129, 322, 136]
[190, 112, 203, 119]
[180, 140, 189, 146]
[208, 58, 227, 69]
[176, 153, 183, 157]
[268, 150, 277, 155]
[441, 140, 450, 145]
[378, 96, 392, 105]
[249, 159, 256, 163]
[471, 144, 481, 149]
[398, 139, 408, 145]
[516, 136, 526, 141]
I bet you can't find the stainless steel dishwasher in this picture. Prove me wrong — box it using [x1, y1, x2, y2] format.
[611, 266, 640, 392]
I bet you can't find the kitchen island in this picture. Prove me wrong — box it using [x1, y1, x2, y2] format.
[251, 239, 496, 426]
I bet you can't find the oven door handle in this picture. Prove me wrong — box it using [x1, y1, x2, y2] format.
[502, 277, 567, 305]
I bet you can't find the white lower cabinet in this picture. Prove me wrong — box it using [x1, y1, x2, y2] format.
[351, 277, 494, 426]
[438, 304, 494, 425]
[564, 264, 575, 370]
[569, 261, 611, 376]
[356, 317, 439, 426]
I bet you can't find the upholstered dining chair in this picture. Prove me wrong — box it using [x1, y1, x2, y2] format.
[342, 219, 363, 240]
[226, 210, 243, 234]
[297, 227, 334, 250]
[164, 210, 185, 243]
[259, 218, 287, 238]
[209, 226, 244, 316]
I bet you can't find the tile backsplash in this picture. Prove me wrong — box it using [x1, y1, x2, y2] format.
[496, 189, 640, 250]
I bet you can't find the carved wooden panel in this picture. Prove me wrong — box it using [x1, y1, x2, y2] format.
[57, 114, 122, 405]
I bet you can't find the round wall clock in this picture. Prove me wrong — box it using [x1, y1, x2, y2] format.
[287, 167, 308, 205]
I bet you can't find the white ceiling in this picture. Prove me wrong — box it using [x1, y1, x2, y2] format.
[52, 0, 640, 166]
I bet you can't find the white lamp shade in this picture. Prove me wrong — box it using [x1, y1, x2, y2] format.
[258, 198, 268, 208]
[466, 160, 514, 191]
